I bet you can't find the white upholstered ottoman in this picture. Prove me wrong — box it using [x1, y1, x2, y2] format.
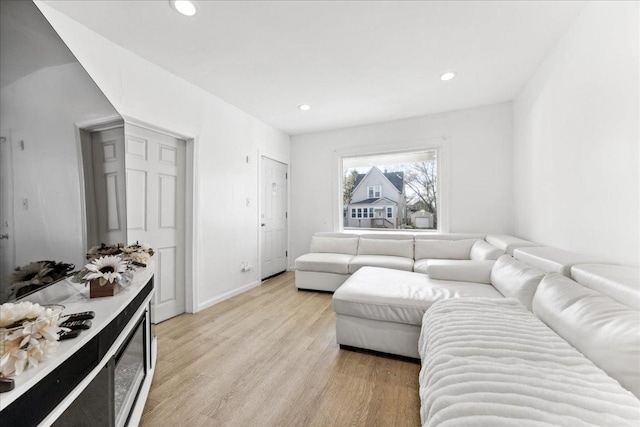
[332, 266, 503, 358]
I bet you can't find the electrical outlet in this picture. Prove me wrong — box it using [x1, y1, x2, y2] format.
[22, 198, 28, 211]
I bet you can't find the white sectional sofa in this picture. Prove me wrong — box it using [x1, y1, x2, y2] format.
[294, 232, 523, 292]
[297, 231, 640, 424]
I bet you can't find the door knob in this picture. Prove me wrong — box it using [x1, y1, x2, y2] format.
[261, 223, 266, 227]
[0, 234, 8, 240]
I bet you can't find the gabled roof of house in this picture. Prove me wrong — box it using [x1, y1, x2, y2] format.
[353, 169, 404, 193]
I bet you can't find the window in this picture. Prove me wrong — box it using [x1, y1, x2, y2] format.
[342, 149, 439, 230]
[367, 186, 381, 198]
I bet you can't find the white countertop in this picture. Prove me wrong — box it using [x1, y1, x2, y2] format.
[0, 263, 155, 411]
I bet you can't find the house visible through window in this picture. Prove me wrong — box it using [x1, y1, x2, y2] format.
[342, 149, 439, 231]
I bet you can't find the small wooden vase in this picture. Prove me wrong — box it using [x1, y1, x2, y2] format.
[89, 279, 121, 298]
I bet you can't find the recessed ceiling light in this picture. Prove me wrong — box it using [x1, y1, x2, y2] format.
[299, 104, 311, 111]
[171, 0, 197, 17]
[440, 71, 456, 81]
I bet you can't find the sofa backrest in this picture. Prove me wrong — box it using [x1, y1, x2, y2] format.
[571, 264, 640, 310]
[533, 272, 640, 399]
[357, 236, 414, 258]
[414, 239, 477, 261]
[490, 255, 545, 311]
[485, 234, 538, 256]
[310, 235, 359, 255]
[470, 240, 503, 261]
[513, 247, 603, 277]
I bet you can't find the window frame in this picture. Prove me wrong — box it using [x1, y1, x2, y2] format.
[367, 185, 381, 199]
[337, 142, 446, 233]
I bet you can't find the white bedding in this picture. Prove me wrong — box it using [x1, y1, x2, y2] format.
[418, 298, 640, 426]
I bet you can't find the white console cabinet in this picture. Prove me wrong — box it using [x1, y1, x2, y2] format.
[0, 266, 157, 427]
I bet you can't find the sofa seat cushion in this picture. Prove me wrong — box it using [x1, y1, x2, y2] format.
[333, 267, 502, 326]
[425, 260, 495, 284]
[295, 253, 353, 274]
[571, 264, 640, 309]
[513, 246, 603, 277]
[348, 255, 414, 274]
[419, 298, 640, 426]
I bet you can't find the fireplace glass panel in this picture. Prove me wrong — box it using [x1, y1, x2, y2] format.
[114, 317, 146, 427]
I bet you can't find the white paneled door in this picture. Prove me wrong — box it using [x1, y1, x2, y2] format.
[125, 125, 186, 323]
[261, 156, 288, 280]
[90, 127, 127, 246]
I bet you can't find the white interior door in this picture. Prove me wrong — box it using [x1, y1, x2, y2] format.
[89, 127, 127, 246]
[125, 124, 186, 323]
[260, 156, 288, 280]
[0, 132, 15, 301]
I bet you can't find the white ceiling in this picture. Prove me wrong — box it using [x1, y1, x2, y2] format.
[43, 1, 585, 135]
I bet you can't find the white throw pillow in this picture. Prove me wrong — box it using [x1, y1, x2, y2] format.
[490, 255, 544, 311]
[533, 272, 640, 398]
[309, 236, 359, 255]
[426, 260, 495, 284]
[414, 239, 476, 260]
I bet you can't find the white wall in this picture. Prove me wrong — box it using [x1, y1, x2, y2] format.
[290, 102, 514, 263]
[0, 62, 118, 282]
[36, 2, 291, 310]
[513, 1, 639, 266]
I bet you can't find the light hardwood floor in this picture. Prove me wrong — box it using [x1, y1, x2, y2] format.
[141, 272, 421, 426]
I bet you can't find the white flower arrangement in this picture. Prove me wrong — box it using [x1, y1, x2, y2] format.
[0, 302, 65, 377]
[82, 255, 129, 287]
[73, 243, 154, 289]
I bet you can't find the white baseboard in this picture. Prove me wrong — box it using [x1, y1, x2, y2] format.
[197, 280, 261, 312]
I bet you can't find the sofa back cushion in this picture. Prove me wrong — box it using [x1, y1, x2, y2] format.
[533, 272, 640, 398]
[414, 239, 476, 261]
[490, 255, 544, 311]
[470, 240, 504, 261]
[310, 236, 359, 255]
[357, 238, 413, 258]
